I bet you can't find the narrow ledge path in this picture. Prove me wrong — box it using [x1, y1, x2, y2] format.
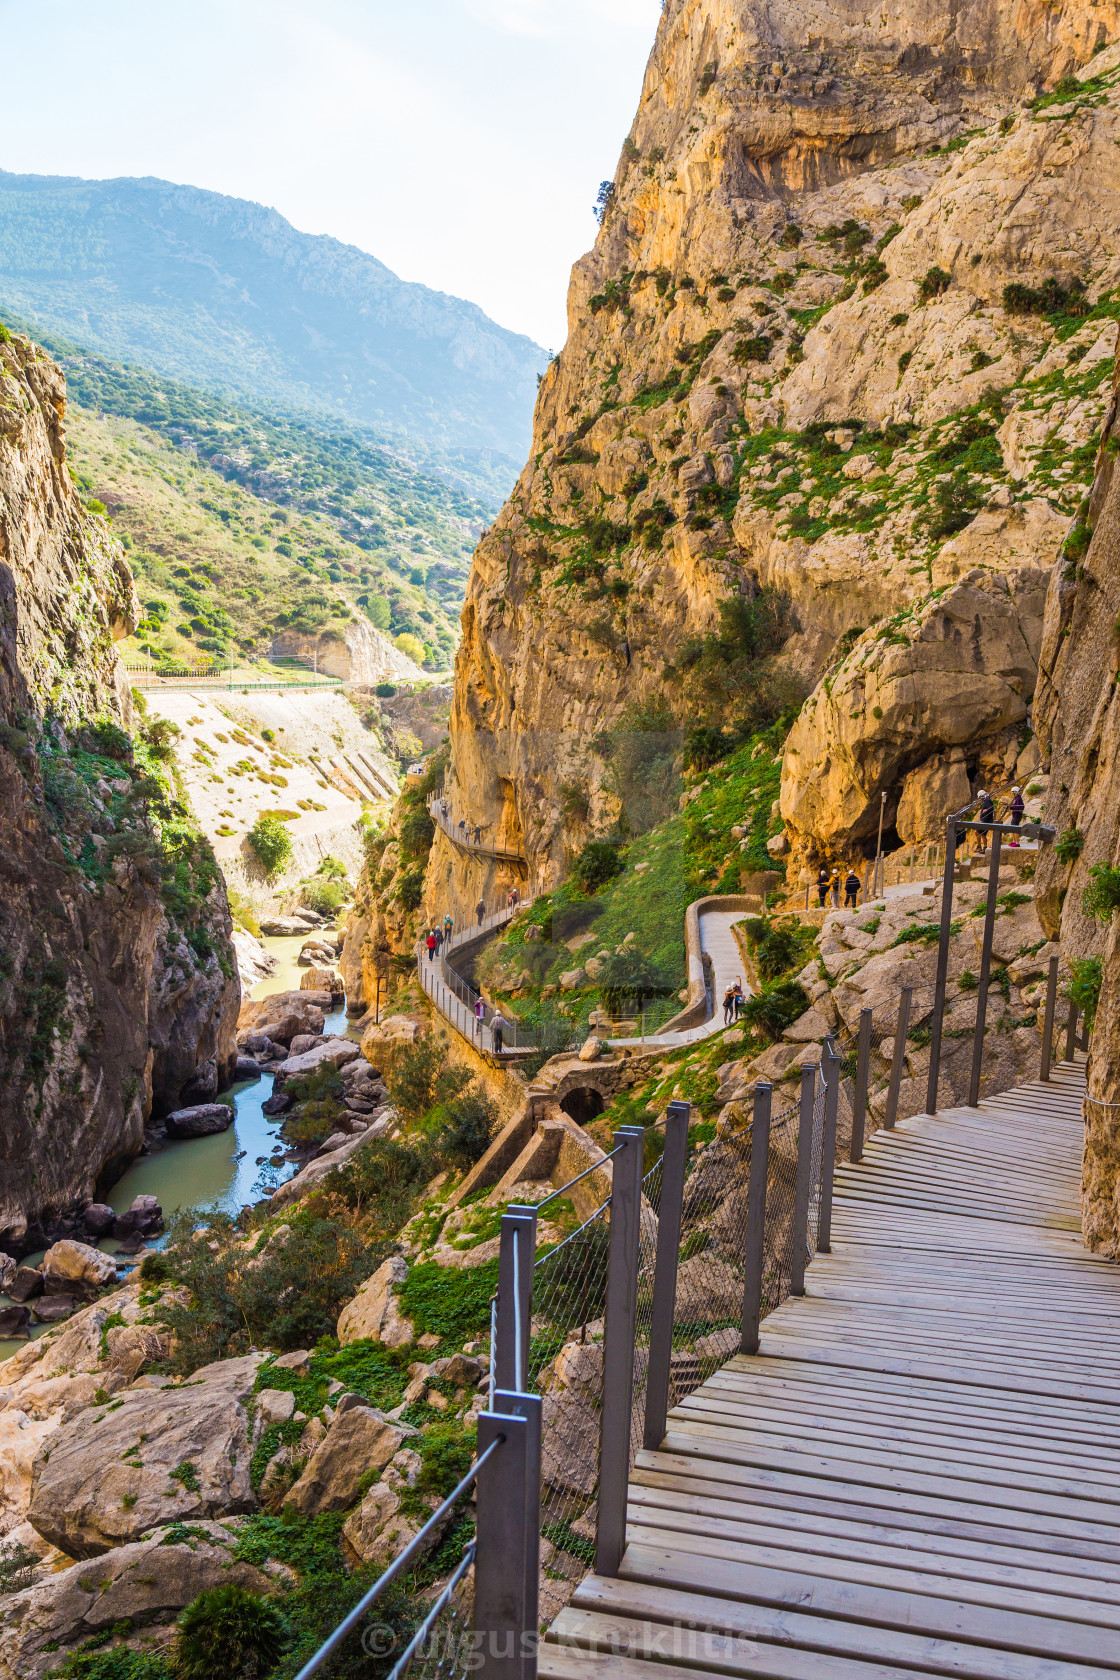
[542, 1059, 1120, 1680]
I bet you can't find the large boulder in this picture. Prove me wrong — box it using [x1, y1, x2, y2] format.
[359, 1014, 423, 1077]
[341, 1481, 405, 1567]
[336, 1256, 414, 1348]
[237, 990, 328, 1045]
[164, 1103, 235, 1139]
[27, 1353, 262, 1557]
[0, 1521, 271, 1680]
[281, 1408, 409, 1516]
[896, 748, 972, 845]
[273, 1037, 362, 1080]
[266, 1120, 393, 1208]
[301, 966, 343, 993]
[259, 915, 315, 936]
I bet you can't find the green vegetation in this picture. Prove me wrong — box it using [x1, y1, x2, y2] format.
[175, 1585, 288, 1680]
[1084, 863, 1120, 923]
[398, 1258, 500, 1341]
[247, 811, 293, 878]
[1067, 957, 1103, 1033]
[1054, 828, 1084, 865]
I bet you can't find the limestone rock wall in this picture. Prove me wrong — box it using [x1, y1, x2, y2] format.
[432, 0, 1120, 919]
[1034, 346, 1120, 1255]
[0, 330, 237, 1249]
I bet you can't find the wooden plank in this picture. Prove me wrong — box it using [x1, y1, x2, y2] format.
[618, 1544, 1120, 1666]
[567, 1575, 1115, 1680]
[542, 1624, 953, 1680]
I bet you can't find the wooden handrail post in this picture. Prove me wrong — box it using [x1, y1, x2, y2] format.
[817, 1040, 841, 1255]
[1040, 955, 1059, 1082]
[968, 829, 1003, 1108]
[643, 1102, 689, 1450]
[925, 816, 958, 1115]
[790, 1064, 817, 1296]
[595, 1126, 645, 1577]
[884, 985, 912, 1131]
[850, 1008, 872, 1162]
[740, 1082, 772, 1353]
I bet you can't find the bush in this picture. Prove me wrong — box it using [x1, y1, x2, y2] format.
[398, 1258, 500, 1341]
[751, 920, 808, 982]
[738, 980, 809, 1039]
[302, 879, 345, 916]
[248, 812, 293, 878]
[323, 1135, 439, 1233]
[394, 632, 426, 664]
[596, 948, 675, 1016]
[396, 866, 425, 911]
[399, 805, 435, 862]
[1083, 863, 1120, 923]
[732, 334, 772, 365]
[375, 681, 396, 697]
[176, 1584, 287, 1680]
[435, 1088, 497, 1170]
[571, 840, 624, 894]
[1054, 828, 1084, 865]
[918, 266, 951, 303]
[1067, 957, 1103, 1033]
[1002, 276, 1089, 318]
[157, 1212, 380, 1371]
[44, 1655, 171, 1680]
[388, 1032, 472, 1122]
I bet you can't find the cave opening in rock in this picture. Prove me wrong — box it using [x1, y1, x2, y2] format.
[559, 1087, 606, 1127]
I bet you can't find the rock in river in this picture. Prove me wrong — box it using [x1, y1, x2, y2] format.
[164, 1103, 235, 1138]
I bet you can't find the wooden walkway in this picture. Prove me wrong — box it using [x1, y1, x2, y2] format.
[542, 1059, 1120, 1680]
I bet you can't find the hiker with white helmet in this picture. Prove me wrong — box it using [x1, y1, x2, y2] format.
[1008, 784, 1025, 846]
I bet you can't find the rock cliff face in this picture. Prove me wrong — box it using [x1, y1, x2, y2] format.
[431, 0, 1120, 920]
[1034, 345, 1120, 1255]
[0, 329, 237, 1250]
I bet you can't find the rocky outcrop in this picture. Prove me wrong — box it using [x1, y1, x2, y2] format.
[0, 329, 237, 1249]
[0, 1521, 271, 1680]
[271, 620, 425, 684]
[1034, 344, 1120, 1254]
[26, 1352, 261, 1557]
[421, 1, 1120, 918]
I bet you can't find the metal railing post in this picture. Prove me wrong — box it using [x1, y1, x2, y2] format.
[740, 1082, 772, 1354]
[884, 985, 912, 1130]
[925, 816, 958, 1115]
[475, 1396, 541, 1680]
[850, 1008, 872, 1162]
[495, 1208, 537, 1393]
[817, 1040, 841, 1255]
[968, 828, 1002, 1108]
[790, 1064, 817, 1297]
[595, 1126, 645, 1578]
[1040, 955, 1059, 1081]
[643, 1101, 689, 1450]
[1064, 999, 1079, 1063]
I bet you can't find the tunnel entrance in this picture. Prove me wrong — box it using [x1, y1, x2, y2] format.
[559, 1087, 606, 1127]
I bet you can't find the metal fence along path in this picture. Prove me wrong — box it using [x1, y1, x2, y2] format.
[541, 1056, 1120, 1680]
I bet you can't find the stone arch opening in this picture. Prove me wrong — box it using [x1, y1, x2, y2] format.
[559, 1086, 606, 1127]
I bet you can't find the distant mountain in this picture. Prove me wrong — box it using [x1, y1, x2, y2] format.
[0, 170, 546, 459]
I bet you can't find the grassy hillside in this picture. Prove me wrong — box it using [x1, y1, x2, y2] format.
[65, 404, 460, 672]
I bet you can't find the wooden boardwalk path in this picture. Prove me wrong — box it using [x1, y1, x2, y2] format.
[542, 1059, 1120, 1680]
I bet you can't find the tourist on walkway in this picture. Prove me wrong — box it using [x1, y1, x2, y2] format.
[977, 789, 995, 850]
[474, 996, 486, 1023]
[829, 868, 841, 908]
[731, 979, 745, 1019]
[1008, 785, 1025, 846]
[433, 926, 444, 955]
[443, 912, 454, 939]
[723, 984, 736, 1026]
[817, 864, 830, 908]
[476, 897, 486, 925]
[844, 868, 860, 908]
[474, 823, 482, 844]
[490, 1011, 508, 1053]
[458, 817, 467, 837]
[426, 930, 438, 961]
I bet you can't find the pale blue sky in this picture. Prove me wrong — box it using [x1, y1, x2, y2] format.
[0, 0, 660, 349]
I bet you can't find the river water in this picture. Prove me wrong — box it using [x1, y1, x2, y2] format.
[0, 932, 350, 1362]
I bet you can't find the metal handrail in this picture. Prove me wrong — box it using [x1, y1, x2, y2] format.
[428, 789, 528, 863]
[291, 1433, 505, 1680]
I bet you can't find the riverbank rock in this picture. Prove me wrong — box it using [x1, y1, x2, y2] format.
[237, 990, 328, 1045]
[282, 1408, 409, 1516]
[8, 1267, 44, 1302]
[260, 915, 313, 936]
[164, 1103, 235, 1139]
[0, 1304, 30, 1338]
[359, 1014, 424, 1076]
[273, 1037, 362, 1080]
[336, 1256, 414, 1348]
[231, 926, 278, 991]
[301, 966, 343, 993]
[27, 1352, 262, 1556]
[265, 1120, 393, 1208]
[0, 1521, 271, 1680]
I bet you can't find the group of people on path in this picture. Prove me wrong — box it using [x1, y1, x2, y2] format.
[817, 865, 862, 909]
[424, 912, 456, 961]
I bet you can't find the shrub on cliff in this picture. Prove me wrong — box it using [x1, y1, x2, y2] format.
[738, 980, 809, 1040]
[430, 1087, 498, 1170]
[248, 811, 293, 878]
[176, 1584, 288, 1680]
[571, 840, 625, 893]
[387, 1031, 472, 1122]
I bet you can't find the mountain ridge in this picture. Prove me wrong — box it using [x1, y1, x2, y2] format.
[0, 168, 547, 458]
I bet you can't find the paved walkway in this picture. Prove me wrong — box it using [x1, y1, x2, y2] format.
[543, 1058, 1120, 1680]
